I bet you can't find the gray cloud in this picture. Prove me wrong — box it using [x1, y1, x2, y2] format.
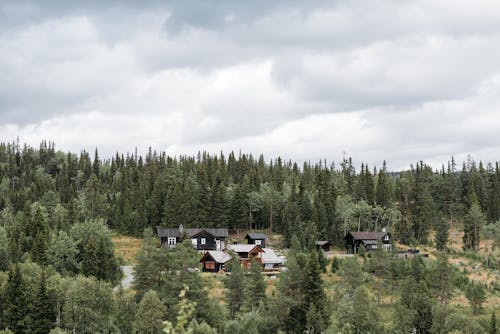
[1, 0, 500, 168]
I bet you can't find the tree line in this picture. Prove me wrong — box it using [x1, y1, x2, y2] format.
[1, 141, 499, 248]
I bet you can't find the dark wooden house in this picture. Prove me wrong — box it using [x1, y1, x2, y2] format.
[315, 240, 330, 252]
[245, 232, 267, 248]
[227, 244, 264, 269]
[344, 231, 391, 254]
[156, 225, 228, 250]
[199, 251, 232, 272]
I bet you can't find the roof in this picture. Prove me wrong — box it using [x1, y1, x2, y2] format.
[261, 248, 282, 264]
[245, 232, 268, 240]
[344, 231, 389, 241]
[200, 251, 232, 264]
[156, 227, 228, 238]
[227, 244, 264, 254]
[315, 240, 330, 246]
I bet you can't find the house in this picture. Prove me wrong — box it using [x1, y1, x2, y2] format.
[227, 244, 265, 269]
[261, 248, 283, 271]
[244, 232, 267, 248]
[344, 231, 391, 254]
[156, 225, 228, 250]
[199, 251, 232, 272]
[315, 240, 331, 252]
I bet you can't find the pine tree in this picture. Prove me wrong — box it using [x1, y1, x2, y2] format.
[463, 197, 486, 250]
[376, 161, 391, 208]
[134, 290, 166, 334]
[29, 270, 55, 334]
[465, 280, 487, 316]
[81, 236, 99, 278]
[434, 217, 449, 251]
[31, 204, 49, 265]
[243, 259, 266, 312]
[224, 258, 245, 319]
[2, 264, 28, 333]
[430, 252, 452, 305]
[304, 252, 329, 331]
[489, 312, 497, 334]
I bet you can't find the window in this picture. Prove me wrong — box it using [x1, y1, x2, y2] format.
[167, 237, 176, 246]
[191, 238, 198, 246]
[383, 235, 389, 241]
[201, 238, 206, 245]
[255, 240, 262, 245]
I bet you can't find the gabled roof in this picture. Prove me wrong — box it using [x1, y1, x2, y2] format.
[261, 248, 282, 264]
[200, 251, 232, 264]
[344, 231, 389, 241]
[227, 244, 264, 254]
[156, 227, 228, 238]
[245, 232, 267, 240]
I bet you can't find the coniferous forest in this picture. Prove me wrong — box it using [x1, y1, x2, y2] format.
[0, 140, 499, 333]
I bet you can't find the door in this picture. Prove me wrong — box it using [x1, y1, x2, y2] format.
[216, 239, 221, 250]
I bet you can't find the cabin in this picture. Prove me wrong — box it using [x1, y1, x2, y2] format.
[261, 248, 283, 272]
[227, 244, 265, 269]
[344, 231, 391, 254]
[245, 232, 267, 248]
[315, 240, 331, 252]
[156, 225, 228, 250]
[199, 251, 232, 272]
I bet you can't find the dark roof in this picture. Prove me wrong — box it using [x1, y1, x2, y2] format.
[245, 232, 267, 240]
[344, 231, 389, 240]
[315, 240, 330, 246]
[156, 227, 228, 238]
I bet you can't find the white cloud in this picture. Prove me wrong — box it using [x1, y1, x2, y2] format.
[1, 0, 500, 169]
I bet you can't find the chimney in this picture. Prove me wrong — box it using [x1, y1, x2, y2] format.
[382, 227, 387, 233]
[179, 224, 184, 234]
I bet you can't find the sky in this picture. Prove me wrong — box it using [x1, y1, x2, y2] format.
[1, 0, 500, 170]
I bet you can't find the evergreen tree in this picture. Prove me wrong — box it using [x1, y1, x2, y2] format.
[434, 217, 449, 251]
[29, 270, 55, 334]
[243, 259, 266, 312]
[303, 252, 329, 331]
[465, 280, 487, 316]
[376, 161, 392, 208]
[134, 289, 166, 334]
[336, 286, 382, 334]
[463, 197, 486, 250]
[490, 312, 497, 334]
[224, 257, 245, 319]
[430, 252, 452, 305]
[2, 264, 28, 333]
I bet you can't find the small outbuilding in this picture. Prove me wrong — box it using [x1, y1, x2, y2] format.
[245, 232, 267, 248]
[315, 240, 331, 252]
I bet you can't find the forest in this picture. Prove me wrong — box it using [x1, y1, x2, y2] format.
[0, 140, 499, 333]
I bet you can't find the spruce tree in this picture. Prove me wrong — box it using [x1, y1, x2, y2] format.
[434, 217, 449, 251]
[133, 290, 166, 334]
[29, 270, 55, 334]
[224, 257, 245, 319]
[490, 312, 497, 334]
[243, 259, 266, 312]
[2, 264, 28, 333]
[463, 197, 486, 250]
[376, 161, 391, 208]
[304, 252, 329, 331]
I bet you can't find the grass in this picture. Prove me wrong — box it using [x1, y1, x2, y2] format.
[112, 235, 143, 264]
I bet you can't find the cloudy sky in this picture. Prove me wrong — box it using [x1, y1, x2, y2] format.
[1, 0, 500, 170]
